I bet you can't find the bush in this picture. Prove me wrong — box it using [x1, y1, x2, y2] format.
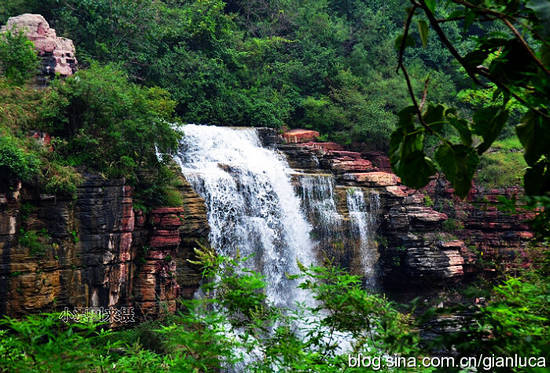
[42, 160, 83, 198]
[0, 31, 39, 85]
[18, 228, 50, 256]
[442, 218, 464, 232]
[476, 138, 527, 189]
[0, 135, 40, 184]
[39, 63, 182, 204]
[162, 188, 184, 207]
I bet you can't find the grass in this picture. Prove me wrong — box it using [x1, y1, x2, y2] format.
[475, 137, 526, 189]
[491, 137, 522, 151]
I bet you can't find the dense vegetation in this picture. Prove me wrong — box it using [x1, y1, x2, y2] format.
[389, 0, 549, 197]
[0, 32, 182, 203]
[0, 0, 548, 372]
[0, 247, 547, 372]
[1, 0, 467, 149]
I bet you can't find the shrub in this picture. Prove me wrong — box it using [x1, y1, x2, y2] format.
[0, 31, 39, 85]
[0, 135, 40, 184]
[40, 63, 182, 204]
[424, 194, 434, 207]
[442, 218, 464, 232]
[476, 139, 527, 189]
[42, 160, 83, 198]
[18, 228, 50, 256]
[162, 188, 184, 207]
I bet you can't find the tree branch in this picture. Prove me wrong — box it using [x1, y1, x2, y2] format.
[500, 17, 550, 77]
[396, 5, 417, 74]
[417, 0, 486, 87]
[419, 75, 430, 111]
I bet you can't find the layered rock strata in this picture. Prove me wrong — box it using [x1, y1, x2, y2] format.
[0, 175, 209, 321]
[268, 129, 530, 290]
[423, 180, 535, 271]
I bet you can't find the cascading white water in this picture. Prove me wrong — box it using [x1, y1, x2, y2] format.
[347, 189, 381, 288]
[174, 125, 382, 368]
[174, 125, 315, 308]
[299, 175, 344, 244]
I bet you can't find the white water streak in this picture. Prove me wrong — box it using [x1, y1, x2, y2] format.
[174, 125, 315, 308]
[347, 189, 380, 288]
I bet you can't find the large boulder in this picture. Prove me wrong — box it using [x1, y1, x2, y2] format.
[1, 14, 77, 80]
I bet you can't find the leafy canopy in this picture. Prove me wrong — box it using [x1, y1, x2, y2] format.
[392, 0, 550, 197]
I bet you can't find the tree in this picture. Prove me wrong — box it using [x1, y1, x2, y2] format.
[0, 30, 38, 85]
[391, 0, 550, 197]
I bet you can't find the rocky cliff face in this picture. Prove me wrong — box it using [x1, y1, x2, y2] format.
[1, 14, 77, 85]
[0, 175, 209, 322]
[423, 180, 534, 272]
[269, 129, 533, 291]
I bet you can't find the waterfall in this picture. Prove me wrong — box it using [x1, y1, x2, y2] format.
[174, 125, 315, 308]
[299, 175, 344, 247]
[347, 189, 381, 288]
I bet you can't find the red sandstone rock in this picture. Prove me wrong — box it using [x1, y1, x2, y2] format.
[151, 207, 184, 214]
[327, 150, 362, 159]
[30, 131, 52, 148]
[299, 142, 344, 152]
[282, 129, 320, 143]
[408, 207, 447, 223]
[439, 240, 466, 249]
[1, 14, 77, 76]
[150, 233, 180, 248]
[329, 158, 375, 173]
[361, 151, 392, 172]
[519, 231, 534, 240]
[343, 172, 401, 187]
[385, 186, 408, 197]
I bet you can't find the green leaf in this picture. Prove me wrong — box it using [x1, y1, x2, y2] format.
[424, 0, 436, 13]
[516, 110, 549, 166]
[435, 143, 479, 197]
[417, 20, 429, 48]
[448, 116, 472, 146]
[423, 104, 445, 129]
[464, 10, 476, 30]
[400, 151, 436, 188]
[527, 0, 550, 36]
[524, 159, 550, 195]
[464, 49, 491, 69]
[473, 106, 509, 154]
[394, 34, 416, 51]
[397, 105, 417, 130]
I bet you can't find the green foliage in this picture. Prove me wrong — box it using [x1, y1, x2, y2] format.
[392, 0, 550, 198]
[476, 141, 527, 189]
[0, 30, 39, 85]
[423, 194, 434, 207]
[18, 228, 50, 256]
[0, 248, 419, 372]
[0, 76, 46, 129]
[43, 160, 83, 197]
[1, 246, 548, 372]
[42, 63, 181, 180]
[425, 265, 550, 371]
[0, 135, 40, 184]
[0, 313, 115, 372]
[2, 0, 463, 147]
[442, 218, 464, 232]
[162, 188, 183, 207]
